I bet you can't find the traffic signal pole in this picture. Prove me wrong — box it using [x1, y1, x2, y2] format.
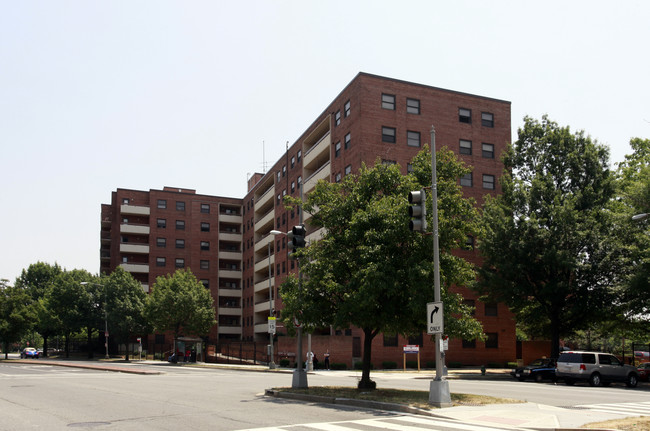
[429, 125, 452, 407]
[291, 182, 308, 389]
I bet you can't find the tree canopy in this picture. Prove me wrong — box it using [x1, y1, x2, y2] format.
[476, 116, 618, 358]
[145, 269, 216, 352]
[280, 147, 483, 388]
[0, 280, 35, 359]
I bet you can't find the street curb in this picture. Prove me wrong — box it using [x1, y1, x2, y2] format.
[7, 359, 162, 375]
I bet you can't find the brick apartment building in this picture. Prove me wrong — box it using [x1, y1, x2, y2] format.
[101, 72, 515, 366]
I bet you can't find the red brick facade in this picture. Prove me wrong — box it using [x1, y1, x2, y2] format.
[101, 73, 516, 366]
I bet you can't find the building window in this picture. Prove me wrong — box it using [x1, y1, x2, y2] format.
[201, 203, 210, 213]
[462, 339, 476, 348]
[277, 171, 281, 181]
[335, 141, 341, 157]
[407, 163, 413, 173]
[122, 198, 129, 204]
[175, 239, 185, 249]
[156, 238, 166, 248]
[381, 93, 395, 110]
[157, 218, 166, 228]
[406, 98, 420, 114]
[485, 302, 498, 316]
[176, 201, 185, 211]
[297, 176, 302, 185]
[335, 110, 341, 126]
[175, 258, 185, 268]
[200, 260, 209, 270]
[408, 333, 423, 346]
[282, 165, 286, 177]
[201, 279, 209, 289]
[465, 235, 475, 250]
[345, 165, 352, 176]
[201, 222, 210, 232]
[383, 333, 398, 347]
[344, 100, 351, 117]
[156, 257, 166, 267]
[463, 299, 476, 315]
[481, 112, 494, 128]
[407, 130, 421, 147]
[382, 159, 397, 165]
[297, 150, 302, 162]
[176, 220, 185, 230]
[291, 181, 295, 193]
[291, 156, 295, 168]
[485, 333, 498, 348]
[201, 241, 210, 251]
[460, 173, 473, 187]
[482, 143, 495, 159]
[344, 133, 351, 149]
[483, 174, 495, 190]
[382, 126, 396, 143]
[335, 172, 341, 182]
[459, 108, 471, 124]
[459, 139, 472, 155]
[157, 199, 167, 209]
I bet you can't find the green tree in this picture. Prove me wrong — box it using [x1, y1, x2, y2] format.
[0, 280, 35, 359]
[102, 268, 150, 361]
[145, 269, 216, 357]
[280, 148, 483, 389]
[476, 116, 617, 359]
[48, 269, 94, 358]
[15, 262, 63, 357]
[611, 138, 650, 328]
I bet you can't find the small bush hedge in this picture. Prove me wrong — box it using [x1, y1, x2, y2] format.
[405, 360, 419, 369]
[330, 362, 347, 370]
[425, 361, 436, 369]
[447, 361, 463, 368]
[382, 361, 397, 369]
[354, 361, 373, 370]
[279, 359, 291, 368]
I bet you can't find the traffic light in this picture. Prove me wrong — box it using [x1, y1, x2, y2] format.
[408, 189, 427, 232]
[287, 224, 306, 258]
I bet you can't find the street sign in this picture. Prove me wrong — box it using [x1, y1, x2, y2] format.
[403, 345, 419, 353]
[268, 317, 276, 334]
[427, 302, 443, 334]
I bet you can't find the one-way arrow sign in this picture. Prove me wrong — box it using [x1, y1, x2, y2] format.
[427, 302, 443, 335]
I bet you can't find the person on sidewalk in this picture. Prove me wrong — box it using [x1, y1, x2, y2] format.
[324, 350, 330, 370]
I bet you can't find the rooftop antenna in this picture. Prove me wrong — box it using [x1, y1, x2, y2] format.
[262, 140, 268, 173]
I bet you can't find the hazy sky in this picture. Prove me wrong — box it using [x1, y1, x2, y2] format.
[2, 1, 649, 283]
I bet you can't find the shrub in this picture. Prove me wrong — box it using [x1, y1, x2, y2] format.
[330, 362, 347, 370]
[354, 361, 373, 370]
[405, 360, 418, 369]
[279, 359, 290, 368]
[487, 362, 505, 368]
[447, 361, 463, 368]
[506, 362, 518, 369]
[382, 361, 397, 369]
[425, 361, 436, 369]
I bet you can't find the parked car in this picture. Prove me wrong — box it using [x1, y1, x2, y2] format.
[511, 358, 556, 382]
[555, 351, 639, 387]
[638, 362, 650, 382]
[20, 347, 40, 359]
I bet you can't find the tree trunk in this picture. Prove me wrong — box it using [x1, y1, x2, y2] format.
[358, 328, 377, 390]
[42, 336, 49, 358]
[550, 309, 561, 359]
[87, 326, 94, 359]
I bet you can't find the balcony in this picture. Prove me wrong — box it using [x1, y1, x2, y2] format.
[220, 213, 242, 224]
[255, 208, 274, 232]
[255, 184, 275, 214]
[254, 323, 270, 334]
[219, 232, 242, 242]
[218, 326, 242, 335]
[218, 306, 242, 317]
[119, 243, 150, 254]
[219, 250, 242, 261]
[303, 161, 331, 194]
[254, 277, 273, 294]
[254, 300, 271, 314]
[119, 263, 149, 273]
[254, 254, 274, 274]
[254, 232, 275, 254]
[120, 204, 150, 216]
[304, 131, 331, 170]
[120, 224, 150, 235]
[218, 269, 241, 279]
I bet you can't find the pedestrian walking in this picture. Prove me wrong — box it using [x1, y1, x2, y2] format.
[324, 350, 330, 370]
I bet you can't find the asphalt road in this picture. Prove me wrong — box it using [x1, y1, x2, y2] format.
[1, 359, 649, 430]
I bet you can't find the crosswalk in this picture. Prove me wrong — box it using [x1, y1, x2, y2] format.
[236, 414, 529, 431]
[574, 401, 650, 417]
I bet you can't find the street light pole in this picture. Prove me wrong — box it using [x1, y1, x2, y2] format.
[81, 281, 109, 359]
[428, 125, 451, 407]
[268, 229, 283, 369]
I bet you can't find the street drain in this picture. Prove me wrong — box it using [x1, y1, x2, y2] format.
[68, 422, 111, 427]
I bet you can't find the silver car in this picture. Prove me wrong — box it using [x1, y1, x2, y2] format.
[556, 351, 639, 387]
